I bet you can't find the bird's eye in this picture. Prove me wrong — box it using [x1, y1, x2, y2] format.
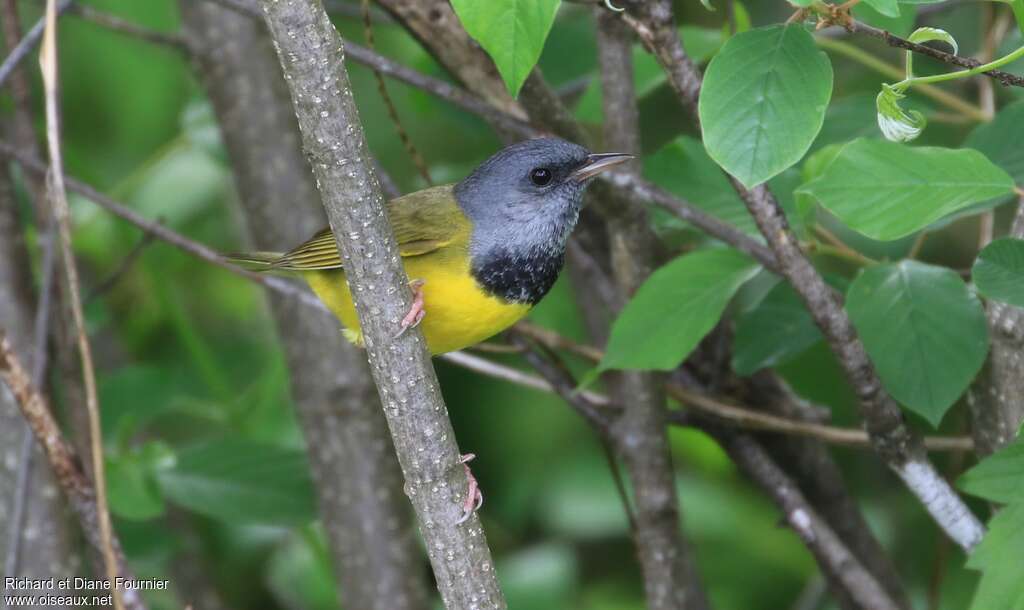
[529, 167, 553, 186]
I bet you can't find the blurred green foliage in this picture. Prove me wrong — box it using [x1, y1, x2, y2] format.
[8, 0, 1023, 608]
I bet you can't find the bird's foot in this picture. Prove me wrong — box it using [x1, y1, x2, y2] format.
[394, 279, 426, 339]
[455, 453, 484, 524]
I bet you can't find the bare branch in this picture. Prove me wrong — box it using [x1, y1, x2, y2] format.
[178, 3, 429, 607]
[0, 334, 147, 610]
[620, 0, 985, 552]
[258, 1, 506, 607]
[967, 196, 1024, 457]
[712, 430, 902, 610]
[0, 141, 327, 313]
[593, 10, 708, 610]
[843, 20, 1024, 89]
[68, 4, 188, 51]
[39, 1, 122, 605]
[0, 0, 71, 89]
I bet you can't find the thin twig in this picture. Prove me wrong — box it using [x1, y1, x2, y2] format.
[84, 222, 159, 304]
[814, 35, 989, 122]
[343, 39, 536, 138]
[0, 142, 327, 313]
[68, 4, 188, 50]
[711, 429, 901, 610]
[39, 3, 121, 605]
[0, 140, 972, 455]
[842, 19, 1024, 88]
[622, 0, 985, 553]
[513, 322, 971, 452]
[359, 0, 431, 184]
[3, 224, 57, 582]
[0, 334, 147, 610]
[0, 0, 70, 89]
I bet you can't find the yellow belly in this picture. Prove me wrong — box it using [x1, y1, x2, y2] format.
[303, 256, 531, 355]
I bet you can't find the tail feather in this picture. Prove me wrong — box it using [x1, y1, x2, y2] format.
[223, 251, 286, 272]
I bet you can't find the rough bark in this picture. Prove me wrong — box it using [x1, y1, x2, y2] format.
[713, 431, 901, 610]
[0, 159, 78, 608]
[258, 1, 506, 607]
[372, 0, 525, 120]
[967, 200, 1024, 456]
[178, 4, 429, 609]
[595, 11, 708, 610]
[622, 0, 984, 552]
[743, 373, 910, 609]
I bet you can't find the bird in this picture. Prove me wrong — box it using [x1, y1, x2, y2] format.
[229, 137, 632, 356]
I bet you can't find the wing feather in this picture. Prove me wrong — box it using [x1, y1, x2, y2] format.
[267, 185, 463, 271]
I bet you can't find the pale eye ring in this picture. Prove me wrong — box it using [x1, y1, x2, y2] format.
[530, 167, 553, 186]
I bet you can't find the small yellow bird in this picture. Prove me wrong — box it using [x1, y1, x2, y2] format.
[231, 138, 631, 354]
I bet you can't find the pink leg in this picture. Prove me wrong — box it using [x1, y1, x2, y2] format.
[394, 279, 426, 338]
[455, 453, 484, 524]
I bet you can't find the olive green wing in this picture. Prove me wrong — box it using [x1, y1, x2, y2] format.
[263, 184, 464, 271]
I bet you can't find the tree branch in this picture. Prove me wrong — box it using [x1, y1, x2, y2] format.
[257, 1, 506, 607]
[0, 335, 147, 610]
[967, 196, 1024, 457]
[593, 10, 708, 610]
[39, 1, 122, 605]
[619, 0, 985, 552]
[843, 20, 1024, 89]
[0, 141, 975, 458]
[178, 4, 429, 608]
[710, 429, 902, 610]
[0, 0, 70, 88]
[0, 166, 78, 604]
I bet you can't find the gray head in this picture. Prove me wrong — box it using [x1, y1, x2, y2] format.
[455, 137, 631, 256]
[456, 137, 632, 304]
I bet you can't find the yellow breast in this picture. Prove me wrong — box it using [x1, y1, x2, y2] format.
[303, 253, 531, 355]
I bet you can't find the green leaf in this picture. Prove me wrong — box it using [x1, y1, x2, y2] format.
[974, 238, 1024, 307]
[959, 437, 1024, 503]
[699, 25, 833, 187]
[157, 439, 316, 524]
[643, 136, 758, 235]
[966, 504, 1024, 610]
[862, 0, 900, 17]
[966, 100, 1024, 185]
[732, 282, 822, 375]
[876, 84, 926, 142]
[795, 144, 842, 228]
[598, 249, 760, 372]
[449, 0, 561, 97]
[106, 442, 175, 521]
[798, 139, 1015, 240]
[845, 261, 989, 426]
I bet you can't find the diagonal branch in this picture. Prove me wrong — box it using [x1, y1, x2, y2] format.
[710, 430, 902, 610]
[39, 1, 122, 606]
[0, 142, 974, 457]
[178, 3, 429, 608]
[843, 20, 1024, 89]
[257, 0, 506, 607]
[593, 9, 708, 610]
[0, 335, 147, 610]
[619, 0, 985, 552]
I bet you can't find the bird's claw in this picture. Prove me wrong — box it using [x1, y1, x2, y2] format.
[394, 279, 426, 339]
[455, 453, 484, 525]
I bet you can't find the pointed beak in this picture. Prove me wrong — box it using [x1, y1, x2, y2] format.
[570, 152, 634, 183]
